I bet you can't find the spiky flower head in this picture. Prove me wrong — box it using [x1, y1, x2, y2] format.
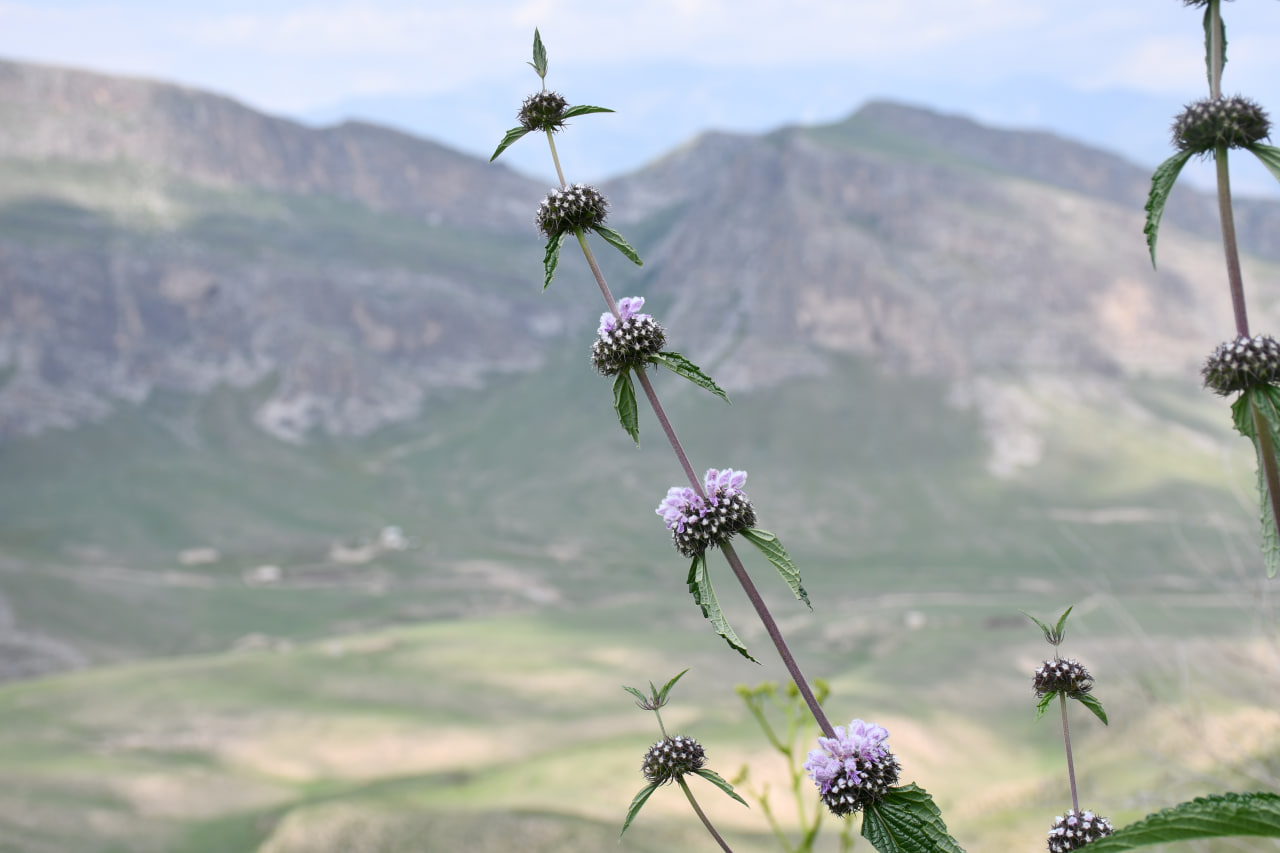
[804, 719, 900, 817]
[591, 296, 666, 376]
[641, 735, 706, 785]
[656, 468, 757, 558]
[518, 91, 569, 133]
[1047, 808, 1114, 852]
[535, 183, 609, 240]
[1173, 96, 1270, 155]
[1202, 334, 1280, 395]
[1034, 658, 1094, 699]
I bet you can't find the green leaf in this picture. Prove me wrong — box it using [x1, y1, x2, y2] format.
[1144, 150, 1194, 269]
[1246, 144, 1280, 189]
[593, 225, 643, 266]
[1232, 387, 1280, 578]
[1035, 691, 1055, 721]
[687, 554, 758, 662]
[563, 104, 615, 119]
[740, 528, 810, 609]
[1053, 606, 1073, 641]
[861, 784, 967, 853]
[612, 370, 640, 445]
[648, 352, 730, 403]
[1203, 4, 1226, 89]
[657, 668, 689, 704]
[690, 768, 749, 807]
[529, 28, 548, 79]
[1086, 792, 1280, 852]
[543, 232, 566, 290]
[621, 684, 649, 704]
[489, 126, 531, 162]
[1022, 611, 1053, 641]
[620, 781, 660, 836]
[1074, 692, 1109, 726]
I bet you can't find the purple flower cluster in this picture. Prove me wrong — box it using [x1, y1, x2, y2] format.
[591, 296, 666, 376]
[804, 719, 900, 816]
[656, 468, 757, 558]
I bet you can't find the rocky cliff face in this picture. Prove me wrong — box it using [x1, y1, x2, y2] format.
[0, 58, 1276, 443]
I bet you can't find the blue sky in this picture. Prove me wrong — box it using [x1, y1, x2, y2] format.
[2, 0, 1279, 194]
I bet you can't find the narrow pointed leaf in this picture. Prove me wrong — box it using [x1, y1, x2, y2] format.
[1144, 150, 1193, 269]
[648, 352, 730, 402]
[490, 126, 531, 162]
[687, 554, 757, 662]
[740, 527, 810, 609]
[612, 370, 640, 445]
[1053, 606, 1073, 641]
[657, 668, 689, 703]
[529, 28, 548, 79]
[1085, 792, 1280, 852]
[1022, 611, 1053, 642]
[691, 768, 749, 807]
[1232, 388, 1280, 577]
[563, 104, 615, 119]
[620, 782, 661, 836]
[1035, 691, 1055, 721]
[1246, 144, 1280, 189]
[1074, 692, 1109, 726]
[1203, 4, 1226, 89]
[593, 224, 643, 266]
[860, 784, 967, 853]
[622, 684, 649, 703]
[543, 232, 566, 290]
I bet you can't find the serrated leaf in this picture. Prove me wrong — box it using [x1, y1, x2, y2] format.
[740, 528, 810, 609]
[593, 225, 643, 266]
[1086, 792, 1280, 851]
[657, 668, 689, 704]
[1074, 692, 1109, 726]
[563, 104, 615, 119]
[1246, 144, 1280, 189]
[1232, 388, 1280, 578]
[529, 28, 548, 79]
[861, 784, 967, 853]
[612, 370, 640, 445]
[691, 768, 749, 807]
[648, 352, 730, 403]
[543, 231, 566, 290]
[687, 554, 758, 662]
[620, 781, 660, 836]
[1144, 150, 1194, 269]
[490, 126, 531, 162]
[1035, 691, 1055, 721]
[1203, 4, 1226, 89]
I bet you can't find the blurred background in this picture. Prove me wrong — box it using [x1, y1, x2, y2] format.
[1, 1, 1280, 851]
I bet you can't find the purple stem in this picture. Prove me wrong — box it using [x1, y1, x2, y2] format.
[1059, 692, 1079, 815]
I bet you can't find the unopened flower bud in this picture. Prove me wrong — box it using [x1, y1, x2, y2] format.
[1173, 96, 1270, 154]
[535, 183, 609, 240]
[1202, 334, 1280, 395]
[641, 735, 706, 785]
[1047, 808, 1114, 852]
[1034, 658, 1094, 698]
[518, 91, 568, 133]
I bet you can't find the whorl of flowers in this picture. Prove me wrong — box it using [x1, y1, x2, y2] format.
[518, 90, 569, 133]
[1202, 334, 1280, 395]
[1047, 808, 1114, 852]
[641, 735, 706, 785]
[535, 183, 609, 240]
[803, 719, 900, 817]
[1173, 96, 1270, 155]
[656, 468, 757, 558]
[1034, 658, 1094, 699]
[591, 296, 666, 376]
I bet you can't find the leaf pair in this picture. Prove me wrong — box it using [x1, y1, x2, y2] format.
[611, 352, 728, 445]
[687, 528, 809, 661]
[621, 768, 746, 837]
[543, 225, 641, 290]
[621, 669, 688, 711]
[1034, 689, 1109, 727]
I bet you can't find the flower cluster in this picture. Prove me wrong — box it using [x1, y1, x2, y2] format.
[1047, 808, 1114, 852]
[591, 296, 666, 375]
[1173, 95, 1270, 155]
[804, 719, 900, 817]
[1034, 658, 1094, 699]
[1202, 334, 1280, 395]
[641, 735, 706, 785]
[535, 183, 609, 240]
[656, 468, 757, 558]
[518, 91, 568, 133]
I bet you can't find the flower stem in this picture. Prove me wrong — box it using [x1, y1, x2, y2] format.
[545, 129, 567, 188]
[678, 776, 737, 853]
[1209, 0, 1223, 101]
[1249, 402, 1280, 544]
[1059, 692, 1079, 815]
[1214, 146, 1249, 338]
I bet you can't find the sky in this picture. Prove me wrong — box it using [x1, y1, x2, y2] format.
[1, 0, 1279, 195]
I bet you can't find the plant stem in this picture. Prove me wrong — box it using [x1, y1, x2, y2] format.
[1209, 0, 1223, 100]
[1214, 146, 1249, 338]
[1249, 402, 1280, 544]
[545, 129, 567, 188]
[678, 776, 736, 853]
[1059, 692, 1080, 815]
